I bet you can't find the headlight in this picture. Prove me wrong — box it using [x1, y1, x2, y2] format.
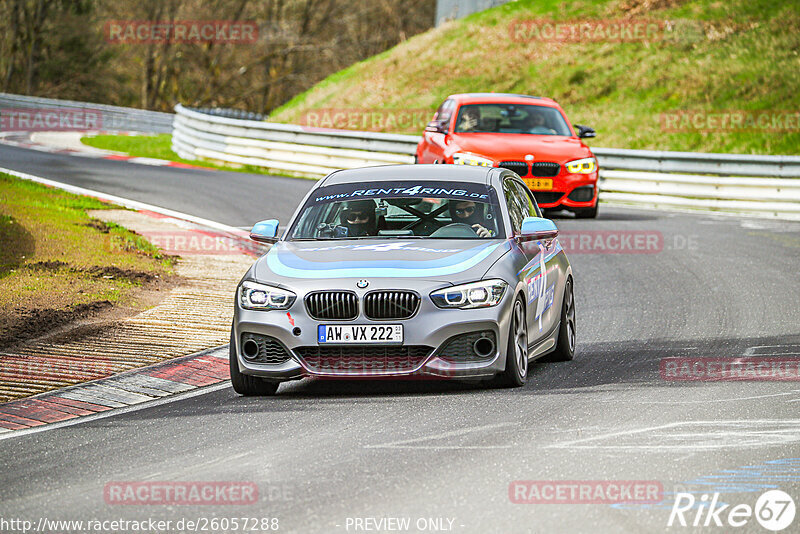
[565, 157, 597, 174]
[452, 152, 494, 167]
[430, 279, 507, 309]
[239, 281, 296, 310]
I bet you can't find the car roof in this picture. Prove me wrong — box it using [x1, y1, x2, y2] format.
[320, 164, 500, 186]
[447, 93, 559, 107]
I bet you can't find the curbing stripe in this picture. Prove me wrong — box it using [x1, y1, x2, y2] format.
[0, 399, 78, 423]
[0, 346, 232, 435]
[146, 362, 225, 386]
[112, 374, 196, 394]
[33, 399, 96, 417]
[58, 390, 128, 409]
[0, 412, 47, 427]
[76, 384, 155, 405]
[99, 379, 174, 399]
[45, 396, 112, 413]
[0, 420, 28, 430]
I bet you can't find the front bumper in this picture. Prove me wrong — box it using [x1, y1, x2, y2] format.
[233, 283, 515, 380]
[528, 172, 598, 210]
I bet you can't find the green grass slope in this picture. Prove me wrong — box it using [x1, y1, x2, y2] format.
[270, 0, 800, 155]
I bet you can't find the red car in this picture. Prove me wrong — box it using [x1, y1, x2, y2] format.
[416, 93, 599, 218]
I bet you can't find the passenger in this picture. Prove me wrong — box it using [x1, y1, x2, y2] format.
[524, 111, 556, 135]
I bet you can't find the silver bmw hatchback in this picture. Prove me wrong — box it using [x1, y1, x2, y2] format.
[231, 165, 575, 395]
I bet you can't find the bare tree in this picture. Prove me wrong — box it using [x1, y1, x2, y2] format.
[0, 0, 434, 112]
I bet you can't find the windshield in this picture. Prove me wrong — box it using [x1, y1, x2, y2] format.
[454, 103, 572, 135]
[288, 181, 505, 240]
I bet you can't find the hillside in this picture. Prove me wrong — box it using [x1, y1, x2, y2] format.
[270, 0, 800, 155]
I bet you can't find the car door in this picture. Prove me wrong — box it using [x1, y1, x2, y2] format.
[502, 176, 538, 331]
[419, 99, 454, 163]
[506, 178, 561, 342]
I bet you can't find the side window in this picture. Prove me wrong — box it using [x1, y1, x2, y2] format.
[513, 181, 541, 218]
[503, 179, 525, 235]
[434, 99, 454, 123]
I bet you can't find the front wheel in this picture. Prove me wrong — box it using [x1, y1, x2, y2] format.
[229, 328, 280, 396]
[496, 297, 528, 387]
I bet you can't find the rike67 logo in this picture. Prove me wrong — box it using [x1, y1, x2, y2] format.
[668, 490, 796, 531]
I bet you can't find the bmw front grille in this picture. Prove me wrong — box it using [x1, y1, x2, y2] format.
[363, 291, 420, 320]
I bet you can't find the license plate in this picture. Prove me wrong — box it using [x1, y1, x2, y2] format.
[318, 324, 403, 344]
[524, 178, 553, 190]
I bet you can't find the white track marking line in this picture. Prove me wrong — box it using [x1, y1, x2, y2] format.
[0, 166, 244, 235]
[370, 445, 513, 450]
[0, 382, 231, 442]
[548, 420, 800, 451]
[365, 422, 517, 449]
[595, 391, 800, 404]
[744, 344, 800, 356]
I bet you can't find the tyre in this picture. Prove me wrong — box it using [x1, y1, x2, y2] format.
[542, 277, 575, 362]
[496, 297, 528, 387]
[229, 328, 280, 396]
[573, 204, 598, 219]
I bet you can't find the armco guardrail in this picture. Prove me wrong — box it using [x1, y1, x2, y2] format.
[592, 148, 800, 220]
[173, 104, 800, 220]
[0, 93, 173, 133]
[172, 104, 417, 176]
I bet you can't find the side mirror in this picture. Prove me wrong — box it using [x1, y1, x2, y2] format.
[519, 216, 558, 241]
[575, 124, 596, 138]
[250, 219, 280, 244]
[425, 119, 448, 134]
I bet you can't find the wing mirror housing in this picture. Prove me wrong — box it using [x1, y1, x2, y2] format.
[250, 219, 280, 244]
[575, 124, 596, 138]
[518, 216, 558, 241]
[425, 119, 449, 134]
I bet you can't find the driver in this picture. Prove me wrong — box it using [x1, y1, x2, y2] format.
[457, 107, 481, 132]
[340, 199, 378, 237]
[449, 200, 493, 237]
